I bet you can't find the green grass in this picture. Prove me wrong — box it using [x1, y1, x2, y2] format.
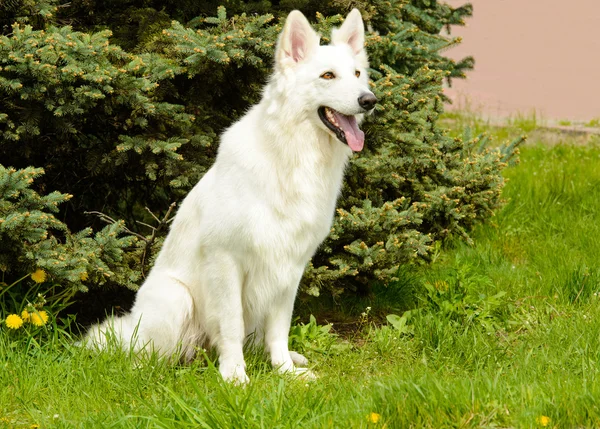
[587, 118, 600, 128]
[4, 126, 600, 428]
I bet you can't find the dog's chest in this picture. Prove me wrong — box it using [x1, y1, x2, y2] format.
[251, 155, 345, 263]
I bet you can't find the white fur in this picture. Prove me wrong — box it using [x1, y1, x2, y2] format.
[85, 9, 375, 384]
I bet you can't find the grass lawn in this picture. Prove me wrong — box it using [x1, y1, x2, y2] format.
[3, 118, 600, 428]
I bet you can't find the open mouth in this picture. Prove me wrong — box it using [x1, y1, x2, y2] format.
[318, 107, 364, 152]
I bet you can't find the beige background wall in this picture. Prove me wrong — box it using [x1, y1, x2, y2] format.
[443, 0, 600, 121]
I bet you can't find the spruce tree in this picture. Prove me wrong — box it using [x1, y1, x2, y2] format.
[140, 1, 521, 296]
[0, 165, 138, 291]
[0, 0, 522, 304]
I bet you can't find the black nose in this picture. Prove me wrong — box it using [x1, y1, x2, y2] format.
[358, 93, 377, 111]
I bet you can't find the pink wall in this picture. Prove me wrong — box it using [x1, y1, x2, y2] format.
[443, 0, 600, 121]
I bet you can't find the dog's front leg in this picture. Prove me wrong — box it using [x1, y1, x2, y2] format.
[217, 322, 247, 385]
[265, 282, 314, 379]
[202, 252, 249, 385]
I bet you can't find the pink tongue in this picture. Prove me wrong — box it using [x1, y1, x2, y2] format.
[332, 111, 364, 152]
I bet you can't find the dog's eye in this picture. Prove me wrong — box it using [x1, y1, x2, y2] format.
[355, 70, 361, 78]
[320, 72, 336, 80]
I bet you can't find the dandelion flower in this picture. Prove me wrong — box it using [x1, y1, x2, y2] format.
[30, 269, 47, 283]
[537, 415, 551, 426]
[30, 311, 49, 327]
[433, 280, 449, 291]
[5, 314, 24, 329]
[367, 412, 381, 424]
[21, 310, 30, 322]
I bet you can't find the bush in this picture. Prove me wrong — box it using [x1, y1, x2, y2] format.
[0, 165, 138, 290]
[0, 0, 521, 305]
[0, 23, 198, 232]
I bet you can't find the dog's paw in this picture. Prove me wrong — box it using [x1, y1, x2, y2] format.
[219, 362, 249, 385]
[274, 361, 317, 381]
[287, 366, 317, 382]
[222, 369, 250, 385]
[289, 350, 309, 367]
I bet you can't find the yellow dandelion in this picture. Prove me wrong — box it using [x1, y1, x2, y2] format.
[30, 311, 49, 327]
[5, 314, 24, 329]
[80, 271, 89, 281]
[433, 280, 449, 292]
[30, 269, 47, 283]
[367, 412, 381, 424]
[21, 310, 31, 322]
[537, 415, 551, 426]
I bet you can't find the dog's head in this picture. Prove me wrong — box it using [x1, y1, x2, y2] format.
[274, 9, 376, 152]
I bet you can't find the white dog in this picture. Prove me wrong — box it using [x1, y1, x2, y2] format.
[86, 8, 377, 384]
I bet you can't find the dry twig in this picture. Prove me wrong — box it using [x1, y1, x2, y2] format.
[85, 202, 177, 278]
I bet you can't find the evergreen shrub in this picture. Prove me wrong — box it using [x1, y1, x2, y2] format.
[0, 0, 522, 308]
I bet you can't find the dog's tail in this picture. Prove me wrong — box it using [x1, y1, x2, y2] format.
[83, 313, 142, 353]
[82, 274, 200, 361]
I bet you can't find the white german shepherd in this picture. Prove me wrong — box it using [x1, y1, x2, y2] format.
[86, 8, 377, 384]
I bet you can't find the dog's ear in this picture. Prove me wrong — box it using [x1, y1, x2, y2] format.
[331, 9, 365, 55]
[276, 10, 320, 69]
